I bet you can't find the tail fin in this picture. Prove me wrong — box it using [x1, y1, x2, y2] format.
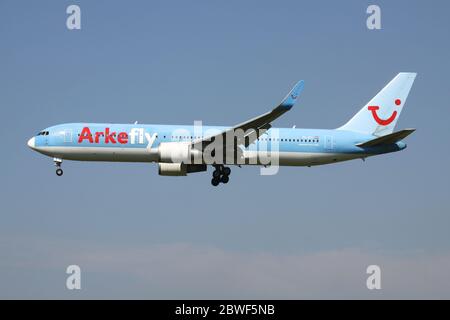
[338, 73, 417, 136]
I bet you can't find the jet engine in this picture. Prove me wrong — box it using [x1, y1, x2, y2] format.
[158, 163, 207, 176]
[158, 142, 202, 163]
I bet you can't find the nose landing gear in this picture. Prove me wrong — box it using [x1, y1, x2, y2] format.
[54, 158, 63, 176]
[211, 165, 231, 186]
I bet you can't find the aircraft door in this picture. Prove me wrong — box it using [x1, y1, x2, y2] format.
[325, 136, 334, 150]
[64, 129, 73, 144]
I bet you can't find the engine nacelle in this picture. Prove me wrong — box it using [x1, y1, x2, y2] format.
[158, 163, 187, 176]
[158, 142, 189, 163]
[158, 163, 207, 176]
[158, 142, 202, 163]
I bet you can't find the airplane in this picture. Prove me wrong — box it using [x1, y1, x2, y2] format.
[27, 72, 417, 186]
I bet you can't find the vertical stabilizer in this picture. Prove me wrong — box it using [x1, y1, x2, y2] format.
[339, 73, 416, 136]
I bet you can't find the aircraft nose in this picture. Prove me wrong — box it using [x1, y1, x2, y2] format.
[27, 137, 36, 149]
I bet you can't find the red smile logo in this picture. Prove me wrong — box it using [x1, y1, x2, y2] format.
[368, 99, 401, 126]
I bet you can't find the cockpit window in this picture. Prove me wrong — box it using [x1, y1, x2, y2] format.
[36, 131, 49, 136]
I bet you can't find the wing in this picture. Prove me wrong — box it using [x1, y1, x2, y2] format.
[192, 80, 305, 152]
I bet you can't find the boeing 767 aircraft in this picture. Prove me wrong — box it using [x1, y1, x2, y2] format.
[27, 73, 416, 186]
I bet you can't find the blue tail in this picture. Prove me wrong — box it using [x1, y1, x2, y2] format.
[339, 73, 417, 136]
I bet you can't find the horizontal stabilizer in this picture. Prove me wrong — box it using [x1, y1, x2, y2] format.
[356, 128, 416, 147]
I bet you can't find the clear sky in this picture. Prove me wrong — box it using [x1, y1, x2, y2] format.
[1, 0, 450, 298]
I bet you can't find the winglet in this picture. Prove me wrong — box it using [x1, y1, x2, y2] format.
[279, 80, 305, 109]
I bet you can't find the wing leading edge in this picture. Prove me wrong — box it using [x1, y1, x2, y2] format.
[192, 80, 305, 151]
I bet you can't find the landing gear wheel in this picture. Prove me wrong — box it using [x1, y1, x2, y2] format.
[210, 165, 231, 186]
[220, 175, 229, 184]
[53, 158, 63, 177]
[213, 170, 221, 178]
[211, 178, 220, 186]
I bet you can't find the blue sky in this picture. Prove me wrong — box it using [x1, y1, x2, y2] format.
[1, 0, 450, 298]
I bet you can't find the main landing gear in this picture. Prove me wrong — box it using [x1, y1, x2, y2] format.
[211, 165, 231, 186]
[54, 158, 63, 176]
